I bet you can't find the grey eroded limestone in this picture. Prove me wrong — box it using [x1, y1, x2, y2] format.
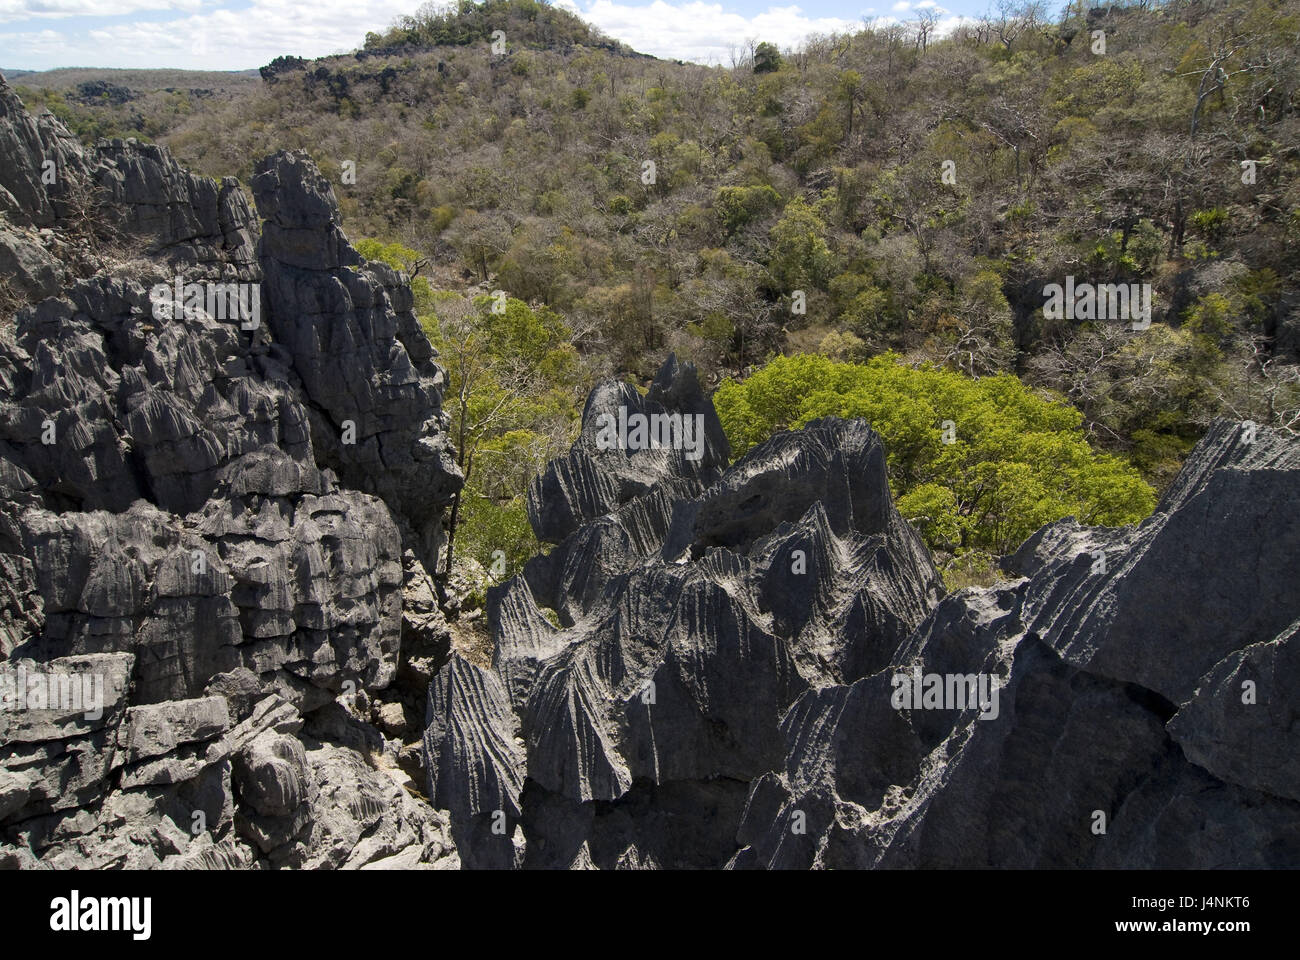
[731, 420, 1300, 869]
[0, 75, 459, 869]
[252, 150, 461, 569]
[426, 360, 944, 867]
[526, 353, 728, 544]
[427, 356, 1300, 868]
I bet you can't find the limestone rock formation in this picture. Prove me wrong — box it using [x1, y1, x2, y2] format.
[0, 73, 92, 229]
[730, 418, 1300, 869]
[423, 654, 526, 868]
[0, 74, 460, 869]
[252, 151, 460, 569]
[427, 360, 1300, 867]
[526, 352, 728, 544]
[426, 359, 945, 867]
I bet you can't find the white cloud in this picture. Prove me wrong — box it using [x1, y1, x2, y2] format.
[0, 0, 969, 71]
[0, 26, 65, 53]
[35, 0, 419, 68]
[579, 1, 860, 64]
[0, 0, 201, 24]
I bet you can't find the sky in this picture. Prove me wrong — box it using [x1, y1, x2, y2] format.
[0, 0, 1037, 72]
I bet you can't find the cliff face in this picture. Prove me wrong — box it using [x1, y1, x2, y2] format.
[0, 74, 463, 868]
[427, 366, 1300, 869]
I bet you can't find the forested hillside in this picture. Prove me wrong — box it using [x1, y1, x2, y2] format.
[12, 0, 1298, 584]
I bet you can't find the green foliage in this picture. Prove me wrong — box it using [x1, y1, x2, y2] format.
[939, 550, 1003, 592]
[1048, 59, 1144, 117]
[1183, 291, 1238, 349]
[1191, 207, 1229, 241]
[423, 292, 589, 580]
[830, 273, 893, 345]
[355, 237, 434, 313]
[753, 42, 783, 74]
[366, 0, 623, 53]
[454, 473, 539, 581]
[14, 85, 146, 142]
[1028, 323, 1224, 490]
[817, 329, 867, 362]
[1234, 268, 1281, 327]
[715, 354, 1157, 556]
[1093, 219, 1164, 275]
[714, 184, 780, 236]
[767, 197, 837, 293]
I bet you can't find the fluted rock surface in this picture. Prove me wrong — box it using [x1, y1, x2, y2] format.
[426, 358, 944, 867]
[0, 74, 460, 868]
[422, 654, 526, 868]
[427, 354, 1300, 868]
[526, 352, 729, 544]
[0, 74, 91, 228]
[731, 419, 1300, 869]
[252, 151, 460, 568]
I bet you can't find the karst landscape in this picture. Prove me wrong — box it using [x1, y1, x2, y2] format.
[1, 0, 1298, 873]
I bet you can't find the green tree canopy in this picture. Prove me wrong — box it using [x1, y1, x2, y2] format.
[753, 42, 783, 74]
[421, 291, 588, 588]
[714, 353, 1156, 557]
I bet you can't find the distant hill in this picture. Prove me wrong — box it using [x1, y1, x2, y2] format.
[360, 0, 648, 58]
[6, 66, 262, 147]
[8, 67, 259, 93]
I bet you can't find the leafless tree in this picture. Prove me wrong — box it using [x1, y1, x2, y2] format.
[1209, 334, 1300, 434]
[914, 10, 941, 54]
[1182, 31, 1272, 138]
